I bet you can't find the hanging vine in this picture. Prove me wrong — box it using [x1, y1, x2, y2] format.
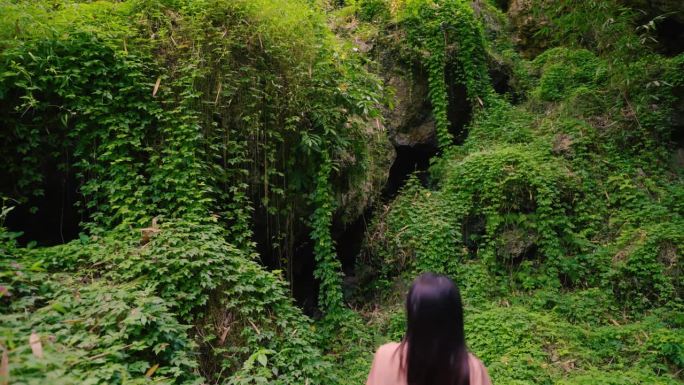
[401, 0, 493, 149]
[310, 150, 344, 316]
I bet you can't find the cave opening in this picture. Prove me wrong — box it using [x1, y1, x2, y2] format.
[251, 58, 489, 316]
[334, 213, 370, 277]
[254, 239, 318, 317]
[3, 163, 81, 247]
[289, 239, 319, 316]
[382, 144, 437, 200]
[673, 123, 684, 148]
[254, 210, 376, 317]
[445, 64, 473, 144]
[447, 83, 471, 144]
[491, 0, 509, 12]
[251, 211, 321, 316]
[489, 67, 517, 100]
[333, 208, 374, 302]
[655, 16, 684, 57]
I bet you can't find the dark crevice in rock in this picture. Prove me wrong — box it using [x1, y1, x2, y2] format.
[4, 165, 81, 246]
[251, 213, 276, 268]
[445, 62, 474, 144]
[672, 124, 684, 169]
[251, 215, 319, 316]
[285, 210, 373, 317]
[334, 213, 370, 277]
[673, 123, 684, 148]
[267, 206, 378, 317]
[463, 214, 486, 258]
[626, 0, 684, 57]
[290, 240, 319, 317]
[490, 67, 512, 96]
[252, 206, 371, 317]
[381, 144, 437, 199]
[492, 0, 510, 12]
[446, 86, 472, 144]
[334, 209, 372, 299]
[656, 16, 684, 56]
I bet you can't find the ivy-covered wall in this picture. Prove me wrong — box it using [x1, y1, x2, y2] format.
[361, 0, 683, 383]
[1, 0, 683, 384]
[1, 0, 389, 383]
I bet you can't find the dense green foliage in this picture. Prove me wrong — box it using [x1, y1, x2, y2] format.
[363, 0, 684, 383]
[1, 0, 683, 384]
[0, 0, 383, 383]
[400, 0, 493, 147]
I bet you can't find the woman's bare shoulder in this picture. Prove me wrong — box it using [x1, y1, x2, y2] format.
[376, 342, 402, 358]
[468, 352, 484, 363]
[374, 342, 404, 364]
[378, 342, 401, 351]
[467, 353, 492, 385]
[367, 342, 405, 385]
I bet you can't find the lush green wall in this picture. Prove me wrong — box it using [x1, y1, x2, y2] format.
[1, 0, 682, 384]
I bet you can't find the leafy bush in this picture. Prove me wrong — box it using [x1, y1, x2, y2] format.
[26, 219, 337, 384]
[1, 255, 201, 385]
[531, 48, 603, 102]
[356, 0, 390, 22]
[608, 222, 683, 310]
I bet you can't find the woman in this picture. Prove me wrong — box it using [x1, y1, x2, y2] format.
[366, 273, 491, 385]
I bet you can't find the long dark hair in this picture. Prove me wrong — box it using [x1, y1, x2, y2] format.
[400, 272, 469, 385]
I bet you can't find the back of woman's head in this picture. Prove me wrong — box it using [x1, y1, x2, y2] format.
[401, 272, 469, 385]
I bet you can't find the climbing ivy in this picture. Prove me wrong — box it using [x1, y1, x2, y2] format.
[400, 0, 492, 148]
[363, 2, 684, 383]
[0, 0, 385, 384]
[0, 35, 156, 228]
[310, 150, 345, 316]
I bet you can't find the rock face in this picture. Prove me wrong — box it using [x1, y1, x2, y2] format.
[497, 226, 538, 262]
[336, 117, 396, 224]
[471, 0, 507, 36]
[507, 0, 548, 57]
[383, 68, 437, 149]
[375, 0, 512, 148]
